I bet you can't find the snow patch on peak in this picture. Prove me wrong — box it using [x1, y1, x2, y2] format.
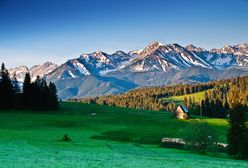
[129, 50, 143, 56]
[114, 51, 127, 55]
[68, 70, 76, 78]
[185, 44, 205, 52]
[140, 41, 167, 57]
[8, 66, 29, 82]
[148, 41, 166, 48]
[71, 60, 90, 75]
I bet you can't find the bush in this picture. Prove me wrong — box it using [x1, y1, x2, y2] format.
[181, 122, 218, 153]
[62, 134, 71, 142]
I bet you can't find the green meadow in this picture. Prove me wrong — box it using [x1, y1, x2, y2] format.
[163, 90, 208, 105]
[0, 102, 247, 167]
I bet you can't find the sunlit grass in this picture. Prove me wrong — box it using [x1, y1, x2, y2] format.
[162, 89, 212, 105]
[0, 102, 246, 167]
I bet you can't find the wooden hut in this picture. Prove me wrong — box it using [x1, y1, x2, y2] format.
[174, 105, 189, 119]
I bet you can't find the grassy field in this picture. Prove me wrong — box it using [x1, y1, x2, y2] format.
[0, 102, 247, 167]
[163, 90, 210, 105]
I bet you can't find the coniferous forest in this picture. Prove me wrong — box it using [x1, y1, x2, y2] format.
[72, 82, 215, 110]
[0, 63, 59, 111]
[71, 76, 248, 119]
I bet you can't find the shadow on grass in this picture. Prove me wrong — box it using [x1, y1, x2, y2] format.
[91, 130, 163, 145]
[45, 120, 77, 128]
[91, 130, 133, 142]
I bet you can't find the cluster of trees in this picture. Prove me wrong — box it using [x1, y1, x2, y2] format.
[228, 76, 248, 105]
[118, 82, 215, 99]
[200, 88, 229, 118]
[179, 76, 248, 118]
[199, 76, 248, 118]
[226, 77, 248, 159]
[182, 96, 201, 115]
[0, 63, 59, 111]
[70, 82, 215, 111]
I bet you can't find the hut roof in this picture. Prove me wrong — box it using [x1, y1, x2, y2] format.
[179, 105, 188, 113]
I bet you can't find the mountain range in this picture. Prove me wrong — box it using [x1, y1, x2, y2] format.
[8, 42, 248, 100]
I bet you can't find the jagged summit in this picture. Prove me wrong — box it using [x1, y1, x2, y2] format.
[185, 44, 205, 52]
[211, 43, 248, 56]
[185, 44, 197, 51]
[149, 41, 166, 47]
[140, 41, 166, 57]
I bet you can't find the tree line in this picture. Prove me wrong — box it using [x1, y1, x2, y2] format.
[69, 82, 216, 111]
[0, 63, 59, 111]
[70, 75, 248, 119]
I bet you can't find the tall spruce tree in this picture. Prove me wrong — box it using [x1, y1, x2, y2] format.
[12, 74, 20, 94]
[12, 73, 21, 109]
[30, 76, 43, 110]
[0, 63, 14, 109]
[49, 82, 59, 110]
[0, 66, 2, 109]
[23, 73, 31, 108]
[227, 103, 248, 159]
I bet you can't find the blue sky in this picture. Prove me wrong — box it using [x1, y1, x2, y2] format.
[0, 0, 248, 68]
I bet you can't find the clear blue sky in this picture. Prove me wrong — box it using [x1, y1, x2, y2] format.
[1, 0, 248, 68]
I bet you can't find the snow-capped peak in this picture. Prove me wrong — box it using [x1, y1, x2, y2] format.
[8, 66, 29, 81]
[140, 41, 166, 57]
[185, 44, 205, 52]
[147, 41, 166, 48]
[185, 44, 197, 50]
[8, 62, 58, 82]
[129, 50, 143, 56]
[211, 43, 248, 56]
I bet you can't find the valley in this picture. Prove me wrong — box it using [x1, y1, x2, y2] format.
[2, 0, 248, 167]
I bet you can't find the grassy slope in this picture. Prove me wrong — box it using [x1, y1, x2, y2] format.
[0, 102, 247, 167]
[163, 90, 210, 105]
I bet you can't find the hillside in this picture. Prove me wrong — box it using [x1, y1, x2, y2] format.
[163, 89, 211, 105]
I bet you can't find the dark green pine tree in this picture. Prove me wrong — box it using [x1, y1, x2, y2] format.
[202, 92, 210, 117]
[30, 76, 43, 110]
[227, 103, 248, 159]
[22, 73, 31, 108]
[0, 67, 2, 109]
[48, 82, 59, 110]
[12, 74, 20, 94]
[0, 63, 14, 109]
[215, 98, 223, 118]
[12, 73, 21, 109]
[42, 79, 50, 110]
[223, 97, 229, 118]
